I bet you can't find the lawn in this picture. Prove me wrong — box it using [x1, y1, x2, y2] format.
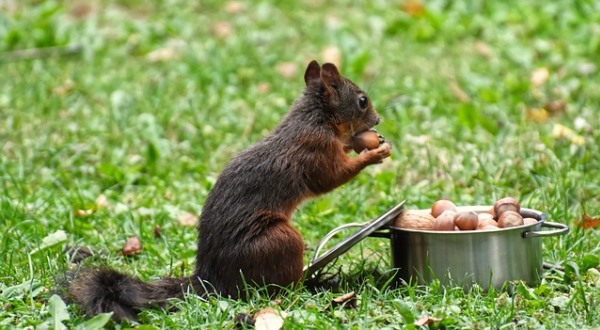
[1, 0, 599, 329]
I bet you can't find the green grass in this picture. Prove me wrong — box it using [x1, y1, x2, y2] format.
[1, 0, 599, 328]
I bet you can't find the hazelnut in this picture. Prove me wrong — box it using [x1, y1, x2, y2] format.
[523, 217, 538, 226]
[477, 212, 494, 222]
[454, 211, 478, 230]
[493, 197, 520, 220]
[393, 210, 435, 230]
[497, 210, 524, 228]
[431, 200, 457, 218]
[434, 210, 456, 231]
[476, 218, 498, 230]
[352, 130, 381, 153]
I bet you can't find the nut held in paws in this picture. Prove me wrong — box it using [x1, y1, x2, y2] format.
[352, 130, 381, 153]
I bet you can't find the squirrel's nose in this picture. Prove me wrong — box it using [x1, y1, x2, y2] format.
[374, 116, 381, 125]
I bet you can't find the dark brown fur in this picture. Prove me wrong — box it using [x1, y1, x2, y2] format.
[65, 60, 391, 321]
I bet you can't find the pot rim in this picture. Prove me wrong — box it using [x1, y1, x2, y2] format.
[389, 206, 548, 235]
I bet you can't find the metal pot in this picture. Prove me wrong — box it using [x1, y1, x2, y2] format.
[304, 202, 569, 290]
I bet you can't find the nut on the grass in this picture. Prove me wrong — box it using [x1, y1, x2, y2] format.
[497, 210, 524, 228]
[493, 197, 520, 220]
[454, 211, 479, 230]
[352, 130, 381, 153]
[393, 210, 435, 230]
[431, 200, 457, 218]
[434, 210, 456, 231]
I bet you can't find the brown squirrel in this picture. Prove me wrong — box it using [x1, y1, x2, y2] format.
[66, 60, 391, 321]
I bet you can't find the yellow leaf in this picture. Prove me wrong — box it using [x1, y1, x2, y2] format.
[526, 108, 549, 123]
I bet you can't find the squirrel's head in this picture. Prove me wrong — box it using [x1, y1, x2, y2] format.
[304, 60, 380, 142]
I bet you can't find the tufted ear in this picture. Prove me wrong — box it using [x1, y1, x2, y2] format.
[304, 60, 321, 86]
[320, 63, 342, 87]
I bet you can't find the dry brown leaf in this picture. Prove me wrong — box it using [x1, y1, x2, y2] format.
[275, 62, 298, 80]
[448, 80, 470, 103]
[177, 212, 198, 226]
[544, 100, 566, 114]
[414, 314, 442, 326]
[531, 67, 549, 88]
[576, 214, 600, 230]
[153, 225, 161, 238]
[122, 236, 143, 256]
[254, 308, 287, 330]
[212, 21, 233, 38]
[325, 291, 357, 310]
[321, 45, 342, 68]
[401, 0, 425, 17]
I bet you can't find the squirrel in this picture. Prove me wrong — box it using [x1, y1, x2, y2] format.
[65, 60, 392, 321]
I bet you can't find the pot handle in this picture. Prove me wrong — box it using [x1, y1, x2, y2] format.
[523, 221, 569, 238]
[311, 223, 364, 264]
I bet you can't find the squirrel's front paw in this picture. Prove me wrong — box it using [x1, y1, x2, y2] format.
[363, 142, 391, 164]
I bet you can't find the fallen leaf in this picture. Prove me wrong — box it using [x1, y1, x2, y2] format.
[30, 230, 68, 255]
[177, 212, 198, 226]
[212, 21, 233, 38]
[414, 314, 442, 326]
[153, 225, 161, 238]
[122, 236, 143, 256]
[254, 308, 287, 330]
[448, 80, 470, 103]
[543, 100, 566, 114]
[576, 214, 600, 230]
[552, 123, 585, 145]
[401, 0, 425, 17]
[321, 45, 342, 68]
[531, 67, 549, 88]
[526, 108, 549, 123]
[275, 62, 298, 80]
[325, 291, 357, 310]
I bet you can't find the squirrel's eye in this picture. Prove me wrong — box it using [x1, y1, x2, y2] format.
[358, 96, 368, 109]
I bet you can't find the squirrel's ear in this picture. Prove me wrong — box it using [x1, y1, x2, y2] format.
[320, 63, 341, 87]
[304, 60, 321, 86]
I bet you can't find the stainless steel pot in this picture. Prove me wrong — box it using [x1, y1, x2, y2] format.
[305, 203, 569, 290]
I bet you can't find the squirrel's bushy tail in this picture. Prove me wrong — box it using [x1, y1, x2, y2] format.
[66, 267, 198, 321]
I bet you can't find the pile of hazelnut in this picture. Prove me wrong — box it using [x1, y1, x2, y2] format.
[393, 197, 538, 232]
